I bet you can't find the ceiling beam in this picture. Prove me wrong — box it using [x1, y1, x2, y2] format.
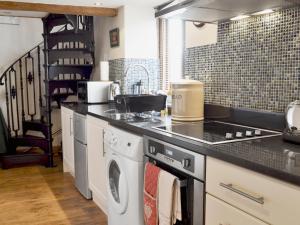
[0, 1, 118, 17]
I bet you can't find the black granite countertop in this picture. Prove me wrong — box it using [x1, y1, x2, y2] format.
[62, 102, 300, 186]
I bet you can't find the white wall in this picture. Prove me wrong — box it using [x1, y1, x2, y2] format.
[93, 7, 125, 80]
[0, 17, 43, 75]
[94, 7, 125, 62]
[0, 17, 43, 121]
[93, 4, 158, 79]
[124, 5, 158, 59]
[185, 22, 218, 48]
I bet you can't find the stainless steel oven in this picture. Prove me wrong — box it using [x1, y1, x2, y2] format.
[144, 136, 205, 225]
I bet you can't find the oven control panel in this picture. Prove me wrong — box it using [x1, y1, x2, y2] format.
[144, 136, 205, 181]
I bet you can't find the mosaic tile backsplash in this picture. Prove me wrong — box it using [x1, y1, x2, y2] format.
[184, 7, 300, 113]
[109, 58, 160, 94]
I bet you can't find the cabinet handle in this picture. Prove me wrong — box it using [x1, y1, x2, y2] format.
[219, 183, 264, 205]
[102, 130, 106, 156]
[70, 117, 73, 136]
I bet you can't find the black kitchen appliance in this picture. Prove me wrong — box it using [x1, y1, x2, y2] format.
[154, 120, 281, 145]
[144, 136, 205, 225]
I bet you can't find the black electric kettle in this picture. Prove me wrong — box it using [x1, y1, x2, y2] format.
[283, 100, 300, 144]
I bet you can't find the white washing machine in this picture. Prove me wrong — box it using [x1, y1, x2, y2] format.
[104, 125, 144, 225]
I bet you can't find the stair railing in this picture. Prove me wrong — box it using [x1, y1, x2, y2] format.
[0, 42, 44, 137]
[0, 15, 94, 139]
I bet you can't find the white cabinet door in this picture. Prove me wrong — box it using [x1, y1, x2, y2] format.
[87, 115, 108, 214]
[206, 157, 300, 225]
[61, 106, 75, 176]
[206, 194, 268, 225]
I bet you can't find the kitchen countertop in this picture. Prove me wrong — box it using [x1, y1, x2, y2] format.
[63, 102, 300, 186]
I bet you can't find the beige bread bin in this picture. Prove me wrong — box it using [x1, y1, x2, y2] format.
[171, 80, 204, 121]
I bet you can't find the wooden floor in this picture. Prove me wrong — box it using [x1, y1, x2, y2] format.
[0, 158, 107, 225]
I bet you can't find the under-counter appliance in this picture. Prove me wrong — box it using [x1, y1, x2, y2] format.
[104, 126, 144, 225]
[73, 112, 92, 199]
[77, 81, 112, 103]
[144, 136, 205, 225]
[154, 121, 282, 145]
[171, 80, 204, 121]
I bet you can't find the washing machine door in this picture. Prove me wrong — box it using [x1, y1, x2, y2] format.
[107, 152, 129, 214]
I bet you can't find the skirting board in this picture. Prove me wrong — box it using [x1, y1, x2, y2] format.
[63, 158, 74, 177]
[90, 183, 108, 215]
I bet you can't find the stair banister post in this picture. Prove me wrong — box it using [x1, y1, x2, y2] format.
[37, 46, 43, 110]
[19, 59, 25, 124]
[4, 73, 11, 138]
[43, 17, 54, 167]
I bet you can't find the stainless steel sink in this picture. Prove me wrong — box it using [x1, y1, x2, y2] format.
[104, 110, 161, 124]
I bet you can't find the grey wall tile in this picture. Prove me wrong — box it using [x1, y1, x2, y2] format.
[184, 7, 300, 113]
[109, 58, 159, 94]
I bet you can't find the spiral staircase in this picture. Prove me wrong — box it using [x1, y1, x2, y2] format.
[0, 14, 94, 169]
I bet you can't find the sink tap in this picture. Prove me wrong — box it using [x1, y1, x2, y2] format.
[132, 80, 143, 95]
[124, 64, 150, 94]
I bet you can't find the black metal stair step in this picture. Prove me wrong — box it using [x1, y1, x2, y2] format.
[0, 152, 49, 169]
[51, 93, 76, 107]
[50, 92, 76, 99]
[46, 64, 93, 80]
[44, 48, 92, 52]
[45, 30, 93, 49]
[9, 135, 50, 153]
[45, 13, 67, 21]
[47, 79, 82, 94]
[44, 15, 69, 33]
[45, 48, 93, 65]
[22, 120, 51, 139]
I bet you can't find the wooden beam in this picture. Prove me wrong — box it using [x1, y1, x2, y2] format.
[0, 1, 118, 17]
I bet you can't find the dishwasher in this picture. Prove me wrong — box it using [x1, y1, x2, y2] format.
[74, 112, 92, 199]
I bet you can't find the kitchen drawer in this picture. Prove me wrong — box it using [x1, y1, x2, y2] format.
[206, 194, 268, 225]
[206, 157, 300, 225]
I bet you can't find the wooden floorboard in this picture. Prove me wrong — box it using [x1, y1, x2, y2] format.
[0, 158, 107, 225]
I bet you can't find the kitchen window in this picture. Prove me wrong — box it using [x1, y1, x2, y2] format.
[158, 18, 184, 91]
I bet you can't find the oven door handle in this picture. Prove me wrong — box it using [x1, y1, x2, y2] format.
[220, 183, 264, 205]
[145, 157, 188, 187]
[179, 179, 187, 187]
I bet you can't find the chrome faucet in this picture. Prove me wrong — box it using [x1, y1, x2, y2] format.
[124, 64, 150, 94]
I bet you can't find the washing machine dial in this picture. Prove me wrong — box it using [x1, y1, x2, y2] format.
[111, 135, 118, 146]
